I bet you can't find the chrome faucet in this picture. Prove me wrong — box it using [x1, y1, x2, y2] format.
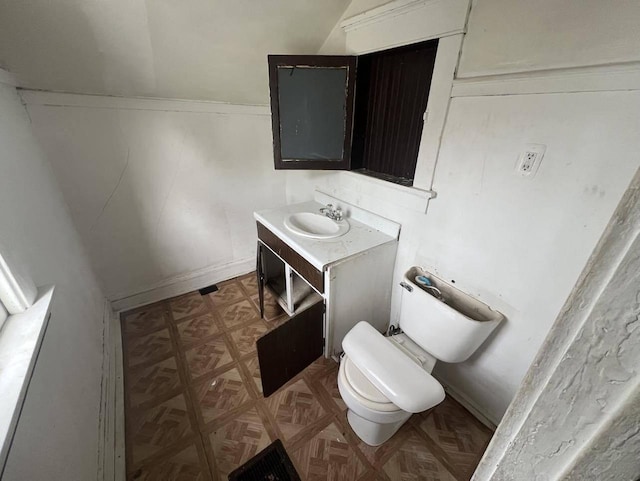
[319, 204, 343, 221]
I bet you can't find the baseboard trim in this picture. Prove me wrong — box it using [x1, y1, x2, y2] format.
[439, 381, 498, 430]
[97, 300, 125, 481]
[96, 301, 109, 481]
[110, 258, 254, 313]
[113, 315, 125, 479]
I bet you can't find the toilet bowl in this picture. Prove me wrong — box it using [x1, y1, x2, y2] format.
[338, 325, 444, 446]
[337, 352, 412, 446]
[337, 267, 505, 446]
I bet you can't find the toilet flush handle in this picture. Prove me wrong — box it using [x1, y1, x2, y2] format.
[399, 281, 413, 292]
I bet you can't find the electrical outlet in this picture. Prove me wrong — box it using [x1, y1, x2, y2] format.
[516, 144, 546, 178]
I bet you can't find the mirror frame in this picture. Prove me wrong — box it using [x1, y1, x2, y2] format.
[268, 54, 357, 170]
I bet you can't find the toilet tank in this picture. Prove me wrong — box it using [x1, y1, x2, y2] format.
[398, 267, 504, 363]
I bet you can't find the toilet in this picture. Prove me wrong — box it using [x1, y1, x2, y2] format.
[337, 267, 504, 446]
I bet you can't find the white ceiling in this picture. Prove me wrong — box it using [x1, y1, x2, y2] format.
[0, 0, 350, 104]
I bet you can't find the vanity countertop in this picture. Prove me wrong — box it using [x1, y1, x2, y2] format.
[254, 200, 398, 271]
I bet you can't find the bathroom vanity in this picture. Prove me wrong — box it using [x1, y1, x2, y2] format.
[254, 192, 400, 395]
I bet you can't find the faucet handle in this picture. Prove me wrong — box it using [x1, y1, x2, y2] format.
[319, 203, 333, 214]
[320, 203, 343, 221]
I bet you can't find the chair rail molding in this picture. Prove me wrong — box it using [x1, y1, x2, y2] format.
[473, 168, 640, 480]
[452, 61, 640, 97]
[19, 90, 270, 116]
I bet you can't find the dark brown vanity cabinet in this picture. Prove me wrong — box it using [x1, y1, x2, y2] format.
[255, 223, 325, 396]
[253, 216, 398, 397]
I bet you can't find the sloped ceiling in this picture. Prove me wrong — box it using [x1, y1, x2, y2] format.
[0, 0, 350, 104]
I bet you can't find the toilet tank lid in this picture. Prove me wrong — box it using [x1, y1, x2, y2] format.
[342, 322, 445, 413]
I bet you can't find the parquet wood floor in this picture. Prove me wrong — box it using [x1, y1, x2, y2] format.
[121, 272, 493, 481]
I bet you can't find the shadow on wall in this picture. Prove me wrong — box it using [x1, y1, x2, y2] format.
[2, 1, 106, 92]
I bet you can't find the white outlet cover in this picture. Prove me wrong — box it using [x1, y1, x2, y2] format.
[516, 143, 546, 178]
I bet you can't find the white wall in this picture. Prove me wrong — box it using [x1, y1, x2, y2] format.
[458, 0, 640, 77]
[421, 92, 639, 419]
[23, 93, 288, 304]
[287, 0, 640, 423]
[0, 82, 105, 479]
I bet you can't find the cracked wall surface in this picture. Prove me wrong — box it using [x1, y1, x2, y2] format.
[23, 95, 286, 300]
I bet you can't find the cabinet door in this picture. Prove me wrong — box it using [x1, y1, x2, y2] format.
[257, 301, 324, 397]
[256, 241, 265, 319]
[268, 55, 357, 170]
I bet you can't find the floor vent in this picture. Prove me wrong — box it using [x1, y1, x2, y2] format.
[198, 284, 219, 296]
[228, 439, 301, 481]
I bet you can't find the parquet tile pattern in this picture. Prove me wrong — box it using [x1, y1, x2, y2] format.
[383, 431, 457, 481]
[176, 314, 220, 347]
[127, 356, 182, 407]
[132, 442, 211, 481]
[127, 393, 194, 466]
[170, 292, 209, 321]
[184, 336, 234, 382]
[266, 378, 328, 441]
[209, 282, 246, 307]
[228, 320, 268, 358]
[123, 305, 168, 337]
[208, 407, 272, 479]
[126, 328, 173, 367]
[292, 422, 365, 481]
[193, 368, 251, 426]
[415, 398, 493, 480]
[122, 272, 493, 481]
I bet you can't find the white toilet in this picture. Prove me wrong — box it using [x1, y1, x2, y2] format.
[338, 267, 504, 446]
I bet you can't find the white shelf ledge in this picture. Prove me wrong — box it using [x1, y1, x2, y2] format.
[0, 286, 54, 472]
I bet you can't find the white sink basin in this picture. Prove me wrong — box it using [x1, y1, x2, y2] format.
[284, 212, 350, 239]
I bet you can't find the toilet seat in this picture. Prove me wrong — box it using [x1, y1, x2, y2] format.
[341, 357, 400, 412]
[338, 356, 408, 422]
[344, 357, 393, 405]
[342, 322, 445, 414]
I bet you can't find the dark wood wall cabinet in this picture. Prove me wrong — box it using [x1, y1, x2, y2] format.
[267, 39, 439, 185]
[268, 55, 356, 171]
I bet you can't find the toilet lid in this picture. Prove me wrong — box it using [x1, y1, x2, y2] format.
[344, 357, 394, 405]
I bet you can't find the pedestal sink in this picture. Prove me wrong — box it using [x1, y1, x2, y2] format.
[284, 212, 350, 239]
